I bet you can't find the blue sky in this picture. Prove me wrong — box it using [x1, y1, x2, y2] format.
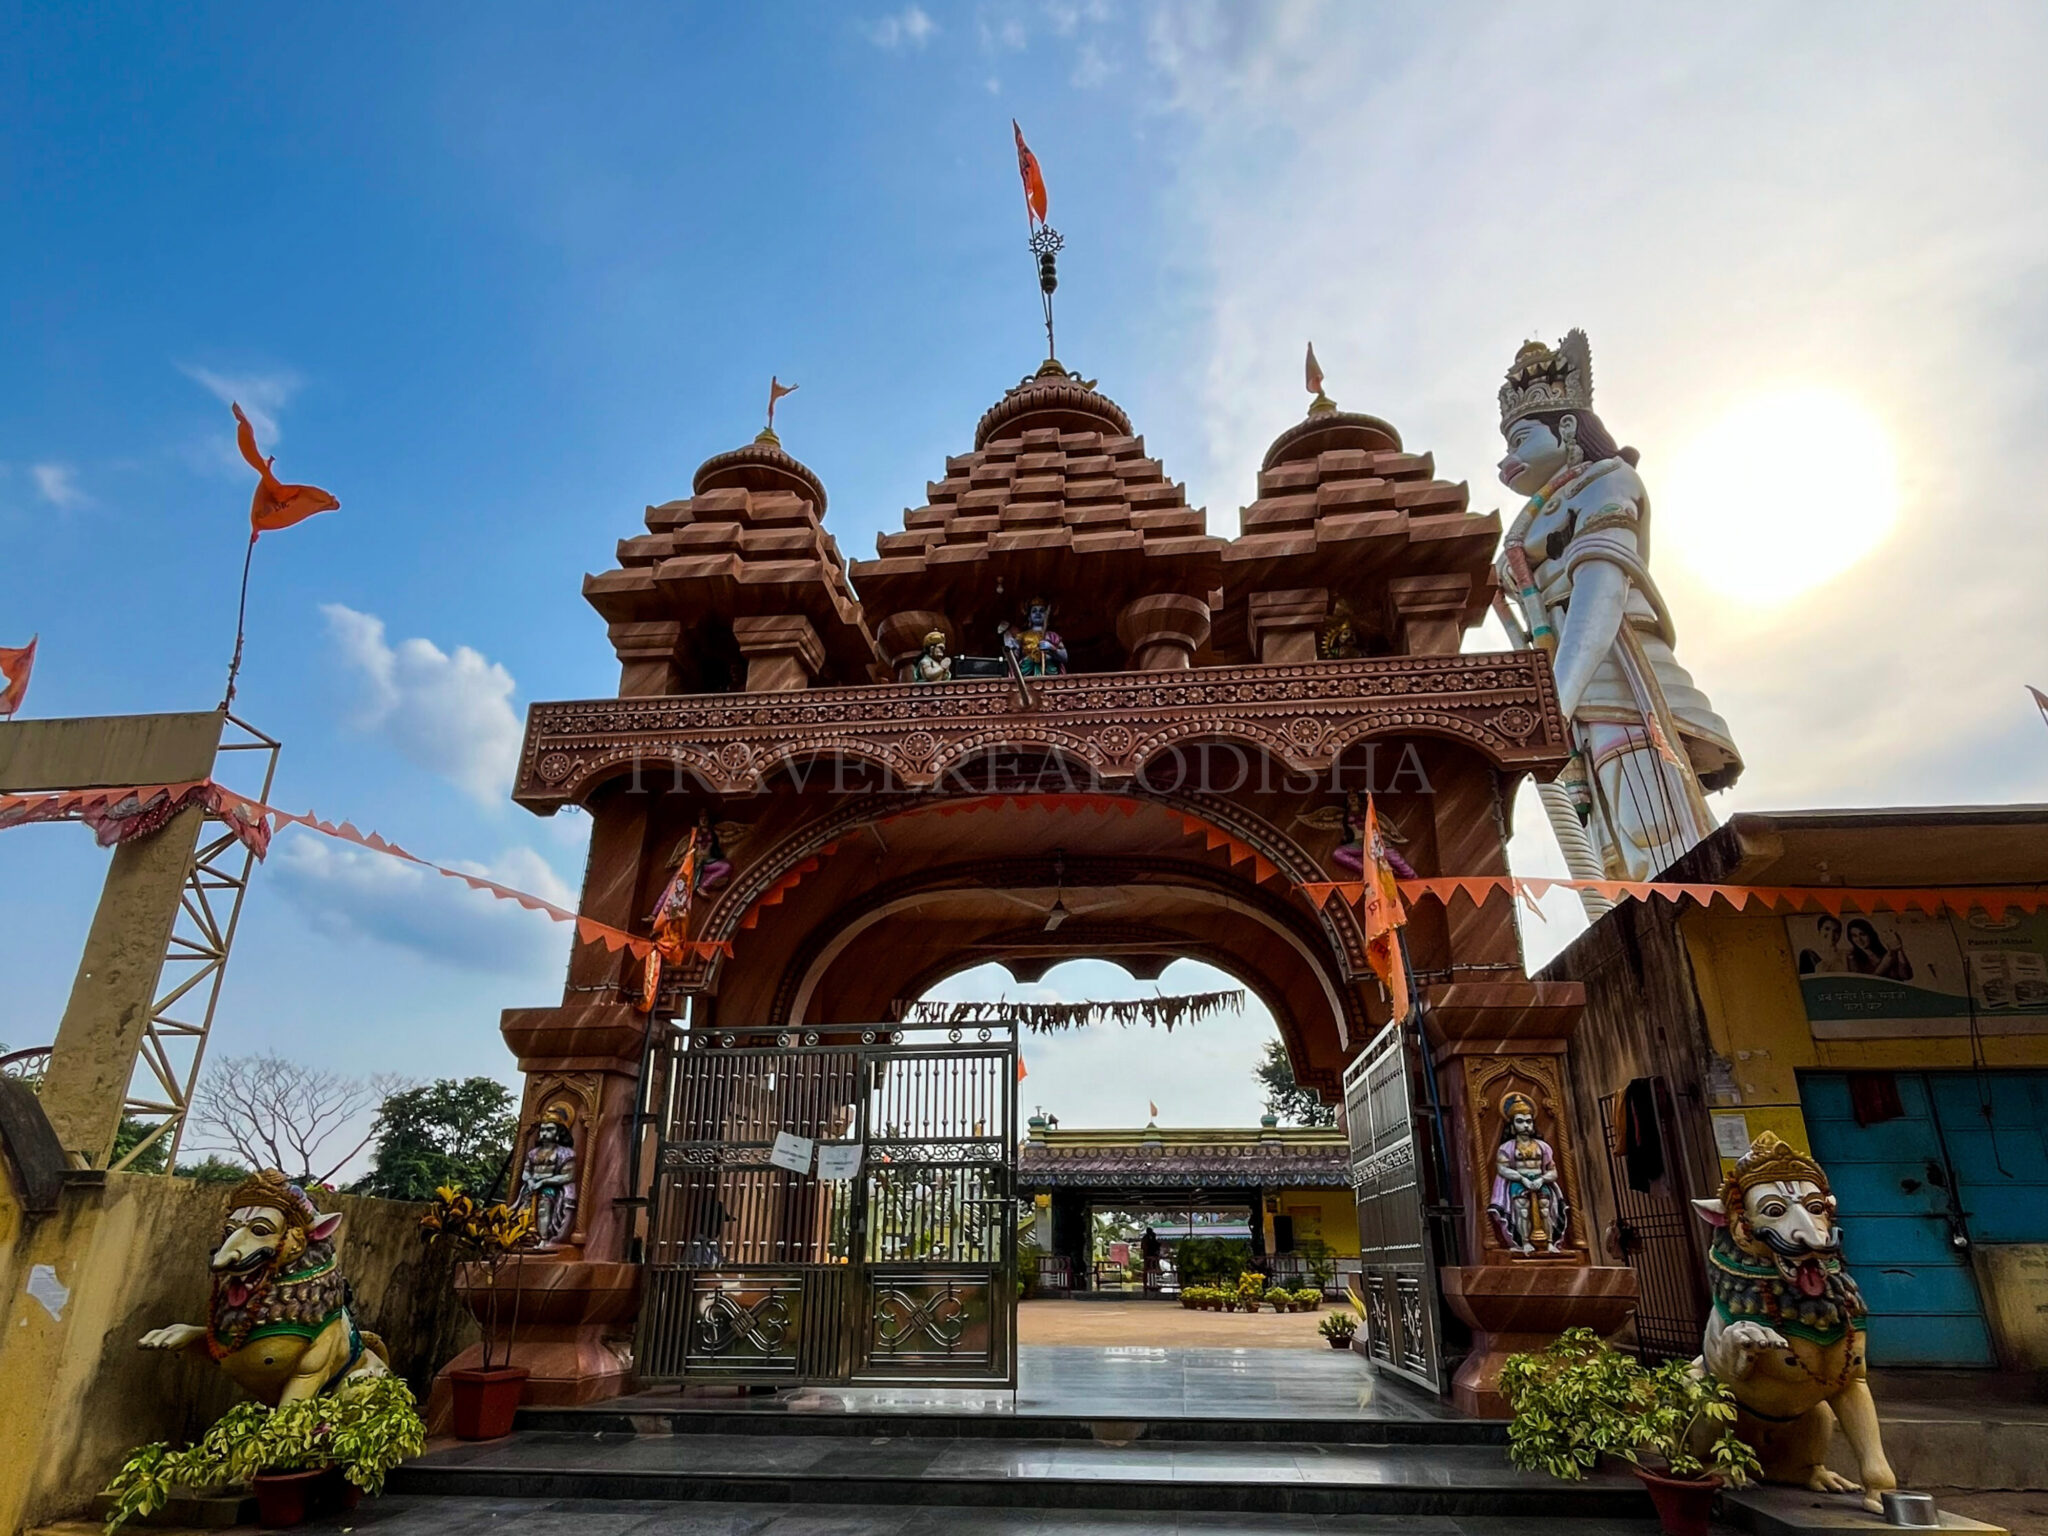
[5, 5, 2047, 1158]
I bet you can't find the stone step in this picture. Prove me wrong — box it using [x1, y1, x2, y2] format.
[388, 1430, 1649, 1519]
[516, 1401, 1506, 1445]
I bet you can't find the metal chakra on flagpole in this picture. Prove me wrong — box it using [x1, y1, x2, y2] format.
[1013, 120, 1062, 360]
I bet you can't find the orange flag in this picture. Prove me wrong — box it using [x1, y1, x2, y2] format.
[1361, 794, 1411, 1023]
[234, 404, 339, 537]
[1013, 120, 1048, 223]
[1305, 342, 1324, 397]
[2031, 685, 2048, 728]
[0, 636, 36, 717]
[1148, 1101, 1159, 1120]
[1017, 1053, 1028, 1083]
[768, 376, 798, 431]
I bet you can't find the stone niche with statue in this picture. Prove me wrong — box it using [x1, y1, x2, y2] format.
[1433, 1019, 1639, 1417]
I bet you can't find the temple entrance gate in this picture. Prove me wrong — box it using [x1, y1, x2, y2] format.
[1344, 1020, 1446, 1393]
[638, 1020, 1018, 1388]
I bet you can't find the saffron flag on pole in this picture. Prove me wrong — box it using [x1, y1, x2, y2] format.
[1013, 119, 1048, 223]
[0, 636, 36, 717]
[768, 376, 798, 431]
[2031, 685, 2048, 729]
[1017, 1053, 1028, 1083]
[234, 404, 340, 537]
[1361, 794, 1411, 1023]
[1305, 342, 1324, 397]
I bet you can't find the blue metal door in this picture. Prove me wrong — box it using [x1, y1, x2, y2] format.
[1926, 1073, 2048, 1244]
[1798, 1073, 1994, 1367]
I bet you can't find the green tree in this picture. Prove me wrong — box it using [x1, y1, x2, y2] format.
[176, 1155, 251, 1185]
[1255, 1036, 1336, 1127]
[354, 1078, 517, 1202]
[111, 1116, 170, 1174]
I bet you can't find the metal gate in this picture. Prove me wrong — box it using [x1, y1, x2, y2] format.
[1598, 1082, 1709, 1363]
[1343, 1019, 1445, 1392]
[639, 1020, 1018, 1388]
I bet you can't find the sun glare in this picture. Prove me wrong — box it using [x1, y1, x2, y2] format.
[1657, 387, 1899, 607]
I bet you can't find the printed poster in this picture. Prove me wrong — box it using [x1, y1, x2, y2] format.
[1786, 910, 2048, 1037]
[768, 1131, 816, 1174]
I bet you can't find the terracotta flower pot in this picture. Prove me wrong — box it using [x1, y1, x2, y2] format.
[253, 1468, 325, 1529]
[1631, 1464, 1722, 1536]
[449, 1365, 531, 1440]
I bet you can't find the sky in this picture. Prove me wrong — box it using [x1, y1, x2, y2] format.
[5, 4, 2046, 1167]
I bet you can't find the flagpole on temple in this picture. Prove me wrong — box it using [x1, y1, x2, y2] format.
[220, 402, 339, 712]
[1012, 121, 1062, 361]
[222, 534, 258, 710]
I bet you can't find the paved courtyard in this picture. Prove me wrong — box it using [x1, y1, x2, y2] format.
[1019, 1300, 1337, 1349]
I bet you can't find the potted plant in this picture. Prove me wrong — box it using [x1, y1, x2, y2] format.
[1234, 1270, 1266, 1313]
[1500, 1328, 1758, 1536]
[1179, 1285, 1199, 1310]
[421, 1185, 538, 1439]
[103, 1378, 425, 1531]
[1295, 1288, 1323, 1312]
[1317, 1310, 1358, 1349]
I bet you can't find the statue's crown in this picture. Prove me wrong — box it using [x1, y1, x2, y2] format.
[1500, 329, 1594, 430]
[225, 1167, 321, 1230]
[1725, 1130, 1829, 1199]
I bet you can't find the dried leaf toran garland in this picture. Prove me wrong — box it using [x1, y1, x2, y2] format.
[902, 990, 1247, 1035]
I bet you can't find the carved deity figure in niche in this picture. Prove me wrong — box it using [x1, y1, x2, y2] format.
[1494, 331, 1741, 883]
[1317, 599, 1363, 660]
[913, 630, 954, 683]
[999, 597, 1067, 676]
[516, 1104, 579, 1248]
[1489, 1092, 1568, 1254]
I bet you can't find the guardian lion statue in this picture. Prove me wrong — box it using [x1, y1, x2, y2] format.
[139, 1168, 390, 1405]
[1694, 1133, 1895, 1512]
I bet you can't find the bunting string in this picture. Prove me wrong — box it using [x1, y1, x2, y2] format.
[1297, 876, 2048, 920]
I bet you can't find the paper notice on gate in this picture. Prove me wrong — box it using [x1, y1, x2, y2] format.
[816, 1142, 863, 1180]
[769, 1131, 816, 1174]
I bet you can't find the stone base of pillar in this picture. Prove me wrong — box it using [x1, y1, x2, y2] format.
[1439, 1262, 1639, 1418]
[432, 1259, 642, 1416]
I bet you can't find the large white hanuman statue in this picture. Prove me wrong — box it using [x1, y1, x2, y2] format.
[1494, 331, 1742, 896]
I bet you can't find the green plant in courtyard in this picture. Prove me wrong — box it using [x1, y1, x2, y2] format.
[1234, 1270, 1266, 1306]
[1172, 1236, 1251, 1287]
[102, 1378, 426, 1532]
[1317, 1309, 1358, 1343]
[1293, 1288, 1322, 1309]
[1499, 1327, 1759, 1485]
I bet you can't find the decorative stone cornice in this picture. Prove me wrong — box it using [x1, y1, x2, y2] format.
[513, 651, 1568, 807]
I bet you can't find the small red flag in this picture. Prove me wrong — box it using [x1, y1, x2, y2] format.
[234, 404, 339, 538]
[0, 635, 37, 717]
[1305, 342, 1324, 397]
[1013, 120, 1048, 224]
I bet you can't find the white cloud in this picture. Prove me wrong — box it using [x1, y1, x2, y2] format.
[31, 463, 87, 509]
[322, 603, 524, 807]
[180, 364, 300, 445]
[1141, 3, 2048, 895]
[274, 835, 576, 974]
[1070, 40, 1112, 88]
[864, 5, 936, 49]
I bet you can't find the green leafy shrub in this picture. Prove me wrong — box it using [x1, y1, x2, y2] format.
[101, 1378, 426, 1532]
[1293, 1288, 1322, 1309]
[1234, 1270, 1266, 1305]
[1317, 1309, 1358, 1342]
[1173, 1237, 1252, 1286]
[1499, 1327, 1760, 1484]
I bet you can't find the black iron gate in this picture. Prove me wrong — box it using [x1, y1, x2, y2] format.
[1598, 1082, 1708, 1362]
[639, 1020, 1018, 1388]
[1343, 1019, 1446, 1393]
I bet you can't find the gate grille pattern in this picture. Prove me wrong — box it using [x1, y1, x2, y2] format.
[640, 1022, 1017, 1388]
[1344, 1020, 1444, 1393]
[1599, 1083, 1708, 1362]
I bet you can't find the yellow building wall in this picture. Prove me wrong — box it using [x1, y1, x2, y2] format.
[1278, 1190, 1360, 1256]
[1679, 906, 2048, 1369]
[1680, 907, 2048, 1169]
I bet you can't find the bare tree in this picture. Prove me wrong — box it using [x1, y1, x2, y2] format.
[191, 1055, 409, 1186]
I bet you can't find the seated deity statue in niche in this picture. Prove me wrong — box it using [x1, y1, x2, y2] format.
[999, 598, 1067, 676]
[1494, 330, 1742, 884]
[517, 1104, 579, 1248]
[1489, 1092, 1569, 1255]
[913, 630, 953, 683]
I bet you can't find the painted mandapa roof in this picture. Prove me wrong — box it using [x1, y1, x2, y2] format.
[1018, 1125, 1352, 1190]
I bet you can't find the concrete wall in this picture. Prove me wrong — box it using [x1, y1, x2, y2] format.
[0, 1169, 474, 1534]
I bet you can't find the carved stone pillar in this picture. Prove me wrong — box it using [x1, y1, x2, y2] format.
[732, 614, 825, 691]
[1115, 593, 1211, 670]
[1385, 574, 1473, 656]
[606, 620, 685, 697]
[876, 610, 955, 682]
[1245, 588, 1329, 665]
[1431, 1007, 1638, 1418]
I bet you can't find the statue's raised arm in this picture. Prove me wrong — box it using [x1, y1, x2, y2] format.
[1494, 331, 1742, 886]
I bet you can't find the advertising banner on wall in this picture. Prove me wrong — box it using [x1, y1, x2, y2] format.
[1787, 910, 2048, 1037]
